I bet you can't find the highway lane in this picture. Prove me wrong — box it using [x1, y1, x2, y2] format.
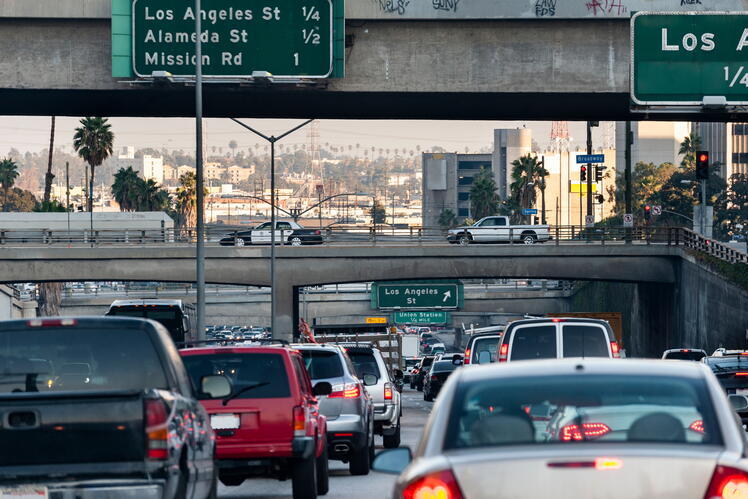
[217, 387, 432, 499]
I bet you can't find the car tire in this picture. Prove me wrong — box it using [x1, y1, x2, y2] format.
[416, 380, 423, 392]
[234, 237, 245, 247]
[207, 469, 218, 499]
[289, 236, 303, 246]
[316, 444, 329, 496]
[458, 233, 472, 246]
[424, 390, 433, 402]
[349, 440, 371, 476]
[522, 233, 537, 245]
[292, 455, 318, 499]
[219, 476, 245, 487]
[383, 418, 401, 449]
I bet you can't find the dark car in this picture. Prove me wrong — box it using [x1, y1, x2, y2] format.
[423, 359, 461, 402]
[704, 354, 748, 394]
[413, 355, 435, 391]
[0, 317, 217, 499]
[219, 221, 323, 246]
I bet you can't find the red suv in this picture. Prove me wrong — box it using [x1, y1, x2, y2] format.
[180, 344, 331, 499]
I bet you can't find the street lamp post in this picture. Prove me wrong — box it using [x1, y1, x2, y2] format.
[231, 118, 313, 338]
[194, 0, 206, 341]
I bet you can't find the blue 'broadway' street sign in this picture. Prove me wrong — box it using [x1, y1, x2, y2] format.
[576, 154, 605, 164]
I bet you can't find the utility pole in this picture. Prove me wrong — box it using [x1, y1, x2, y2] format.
[65, 162, 70, 244]
[586, 121, 593, 221]
[625, 121, 633, 244]
[540, 155, 547, 225]
[194, 0, 206, 342]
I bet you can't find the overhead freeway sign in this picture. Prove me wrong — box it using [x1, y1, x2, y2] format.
[131, 0, 333, 78]
[632, 12, 748, 105]
[374, 282, 460, 310]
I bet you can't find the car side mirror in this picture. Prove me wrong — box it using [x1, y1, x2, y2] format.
[313, 381, 332, 397]
[200, 375, 232, 399]
[478, 351, 491, 364]
[372, 447, 412, 475]
[363, 374, 379, 386]
[729, 394, 748, 412]
[394, 369, 404, 380]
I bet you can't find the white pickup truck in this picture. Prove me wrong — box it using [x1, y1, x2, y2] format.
[447, 216, 550, 245]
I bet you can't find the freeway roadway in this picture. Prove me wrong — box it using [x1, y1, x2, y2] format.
[217, 388, 432, 499]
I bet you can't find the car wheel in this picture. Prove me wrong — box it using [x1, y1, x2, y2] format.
[458, 233, 472, 246]
[383, 418, 401, 449]
[316, 443, 329, 496]
[292, 455, 318, 499]
[219, 476, 245, 487]
[349, 440, 371, 476]
[522, 233, 537, 245]
[289, 236, 303, 246]
[208, 468, 218, 499]
[234, 237, 245, 247]
[416, 380, 423, 392]
[424, 390, 433, 402]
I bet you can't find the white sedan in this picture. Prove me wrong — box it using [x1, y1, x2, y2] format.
[373, 358, 748, 499]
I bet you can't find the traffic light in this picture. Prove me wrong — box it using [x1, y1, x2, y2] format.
[596, 194, 604, 204]
[595, 166, 604, 182]
[644, 205, 652, 221]
[580, 166, 587, 181]
[696, 151, 709, 180]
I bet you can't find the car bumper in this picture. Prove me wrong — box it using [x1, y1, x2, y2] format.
[374, 404, 397, 424]
[0, 480, 164, 499]
[326, 415, 368, 459]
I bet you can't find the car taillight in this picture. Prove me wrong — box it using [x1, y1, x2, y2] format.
[293, 406, 306, 437]
[610, 341, 620, 358]
[145, 399, 169, 460]
[430, 375, 438, 381]
[314, 230, 321, 235]
[329, 383, 361, 399]
[736, 373, 748, 377]
[499, 343, 508, 362]
[560, 423, 611, 441]
[384, 382, 393, 400]
[403, 469, 463, 499]
[689, 420, 705, 434]
[464, 348, 471, 365]
[27, 318, 77, 327]
[704, 465, 748, 499]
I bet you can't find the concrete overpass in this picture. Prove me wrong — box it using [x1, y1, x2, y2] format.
[0, 0, 743, 120]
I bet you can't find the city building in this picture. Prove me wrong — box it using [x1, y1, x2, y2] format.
[162, 164, 177, 182]
[110, 146, 164, 184]
[695, 122, 748, 178]
[177, 165, 196, 178]
[227, 165, 255, 183]
[615, 121, 691, 173]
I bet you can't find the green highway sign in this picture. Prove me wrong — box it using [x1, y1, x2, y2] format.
[132, 0, 333, 78]
[632, 12, 748, 105]
[376, 283, 459, 310]
[393, 311, 450, 325]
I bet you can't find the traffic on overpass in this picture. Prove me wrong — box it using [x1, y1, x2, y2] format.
[3, 1, 748, 498]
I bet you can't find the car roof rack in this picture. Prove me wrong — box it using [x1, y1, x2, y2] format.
[177, 338, 289, 348]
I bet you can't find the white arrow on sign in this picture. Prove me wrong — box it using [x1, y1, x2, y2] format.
[442, 290, 452, 302]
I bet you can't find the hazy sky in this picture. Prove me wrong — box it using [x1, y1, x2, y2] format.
[0, 117, 606, 156]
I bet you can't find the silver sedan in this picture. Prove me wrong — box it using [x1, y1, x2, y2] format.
[373, 359, 748, 499]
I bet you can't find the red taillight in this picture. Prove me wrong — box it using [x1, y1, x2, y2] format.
[314, 230, 321, 235]
[551, 318, 563, 323]
[610, 341, 620, 358]
[403, 470, 463, 499]
[499, 343, 508, 362]
[293, 406, 306, 437]
[736, 373, 748, 377]
[464, 348, 471, 365]
[689, 420, 705, 434]
[560, 423, 611, 442]
[704, 465, 748, 499]
[145, 399, 169, 460]
[384, 382, 393, 400]
[329, 383, 361, 399]
[27, 318, 77, 327]
[430, 375, 438, 381]
[681, 349, 690, 353]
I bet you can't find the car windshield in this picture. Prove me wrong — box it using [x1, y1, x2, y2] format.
[472, 336, 500, 364]
[444, 375, 719, 449]
[706, 356, 748, 371]
[666, 351, 707, 361]
[183, 353, 290, 399]
[347, 351, 381, 378]
[0, 327, 168, 393]
[300, 349, 344, 379]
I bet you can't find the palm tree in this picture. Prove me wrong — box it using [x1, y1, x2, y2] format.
[111, 166, 141, 211]
[73, 117, 114, 211]
[43, 116, 56, 204]
[679, 132, 702, 170]
[469, 167, 499, 220]
[0, 158, 19, 211]
[135, 178, 163, 211]
[176, 172, 198, 228]
[229, 140, 238, 157]
[509, 154, 549, 222]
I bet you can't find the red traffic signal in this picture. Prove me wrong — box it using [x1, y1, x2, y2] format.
[580, 166, 587, 181]
[696, 150, 709, 180]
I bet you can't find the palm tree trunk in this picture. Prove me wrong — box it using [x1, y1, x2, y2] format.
[88, 165, 95, 212]
[38, 282, 62, 316]
[43, 116, 56, 204]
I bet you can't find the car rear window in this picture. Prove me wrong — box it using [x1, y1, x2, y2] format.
[0, 327, 168, 393]
[182, 353, 290, 398]
[431, 361, 459, 373]
[509, 325, 557, 361]
[444, 375, 720, 450]
[561, 325, 609, 358]
[471, 336, 499, 364]
[347, 351, 382, 378]
[666, 351, 707, 361]
[299, 349, 344, 379]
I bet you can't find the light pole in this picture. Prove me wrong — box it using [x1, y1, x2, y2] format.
[231, 118, 313, 338]
[194, 0, 206, 342]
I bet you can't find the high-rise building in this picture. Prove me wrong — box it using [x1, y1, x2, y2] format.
[615, 121, 692, 176]
[696, 122, 748, 178]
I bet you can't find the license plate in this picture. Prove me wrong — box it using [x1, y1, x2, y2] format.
[211, 414, 240, 429]
[737, 389, 748, 396]
[0, 487, 48, 499]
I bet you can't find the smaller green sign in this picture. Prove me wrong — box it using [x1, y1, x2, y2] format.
[393, 311, 450, 325]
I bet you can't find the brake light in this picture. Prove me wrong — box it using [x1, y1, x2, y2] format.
[689, 420, 705, 434]
[27, 318, 77, 327]
[499, 343, 508, 362]
[403, 469, 463, 499]
[681, 349, 690, 353]
[704, 465, 748, 499]
[145, 399, 169, 460]
[741, 353, 748, 356]
[464, 348, 471, 365]
[384, 382, 393, 400]
[314, 230, 321, 235]
[560, 423, 611, 441]
[328, 383, 361, 399]
[293, 406, 306, 437]
[610, 341, 620, 358]
[736, 373, 748, 377]
[430, 375, 438, 381]
[551, 318, 563, 323]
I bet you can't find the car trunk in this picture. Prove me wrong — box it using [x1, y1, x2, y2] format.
[204, 397, 294, 448]
[315, 377, 344, 421]
[0, 390, 146, 468]
[448, 446, 721, 499]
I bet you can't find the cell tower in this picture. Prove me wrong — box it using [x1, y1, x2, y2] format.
[307, 121, 322, 182]
[550, 121, 570, 152]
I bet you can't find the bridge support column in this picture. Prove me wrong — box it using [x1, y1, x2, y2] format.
[272, 276, 299, 344]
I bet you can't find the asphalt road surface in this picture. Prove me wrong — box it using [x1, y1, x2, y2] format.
[217, 387, 432, 498]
